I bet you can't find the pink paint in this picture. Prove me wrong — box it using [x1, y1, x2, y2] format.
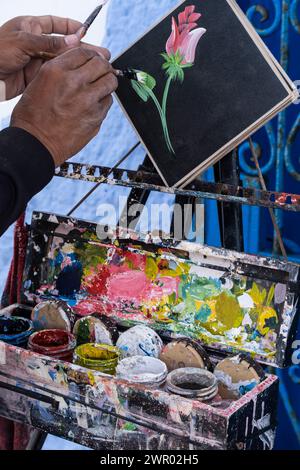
[107, 271, 150, 302]
[148, 276, 179, 299]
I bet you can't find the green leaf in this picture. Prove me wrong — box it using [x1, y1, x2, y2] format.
[142, 73, 156, 91]
[131, 80, 149, 102]
[181, 63, 194, 69]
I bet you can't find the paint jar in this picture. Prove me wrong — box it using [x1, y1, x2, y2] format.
[160, 338, 212, 372]
[28, 329, 76, 362]
[116, 325, 163, 358]
[73, 316, 114, 346]
[166, 367, 218, 401]
[31, 300, 75, 332]
[214, 354, 265, 400]
[74, 343, 121, 375]
[116, 356, 168, 388]
[0, 316, 34, 347]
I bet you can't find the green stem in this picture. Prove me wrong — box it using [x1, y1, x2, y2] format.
[146, 86, 175, 155]
[162, 75, 175, 155]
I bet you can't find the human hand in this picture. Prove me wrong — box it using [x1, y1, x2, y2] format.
[0, 15, 109, 100]
[11, 47, 118, 167]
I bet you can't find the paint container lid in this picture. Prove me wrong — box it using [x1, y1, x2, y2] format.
[0, 316, 34, 346]
[116, 325, 163, 358]
[31, 300, 75, 332]
[159, 338, 212, 372]
[166, 367, 218, 401]
[214, 354, 265, 400]
[28, 329, 76, 356]
[74, 343, 121, 375]
[73, 316, 113, 346]
[116, 356, 168, 387]
[92, 313, 119, 344]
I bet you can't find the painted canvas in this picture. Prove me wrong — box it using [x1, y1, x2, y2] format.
[23, 213, 300, 367]
[113, 0, 297, 187]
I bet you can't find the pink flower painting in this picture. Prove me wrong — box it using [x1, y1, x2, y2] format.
[131, 5, 206, 156]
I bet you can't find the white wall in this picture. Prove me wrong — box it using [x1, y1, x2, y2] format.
[0, 0, 109, 119]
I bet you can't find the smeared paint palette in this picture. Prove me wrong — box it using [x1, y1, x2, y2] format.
[23, 212, 300, 367]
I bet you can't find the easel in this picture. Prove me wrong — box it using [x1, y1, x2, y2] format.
[3, 141, 300, 450]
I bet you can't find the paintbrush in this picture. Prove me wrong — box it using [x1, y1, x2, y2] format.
[37, 2, 138, 82]
[38, 2, 108, 61]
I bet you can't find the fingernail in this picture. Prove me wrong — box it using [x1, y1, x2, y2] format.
[64, 34, 79, 47]
[97, 51, 106, 59]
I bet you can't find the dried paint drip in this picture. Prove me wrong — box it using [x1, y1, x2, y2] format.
[116, 356, 168, 388]
[116, 325, 163, 358]
[0, 316, 34, 347]
[159, 338, 212, 372]
[74, 343, 121, 375]
[31, 300, 75, 332]
[166, 368, 218, 401]
[28, 329, 76, 362]
[214, 354, 265, 400]
[73, 316, 113, 346]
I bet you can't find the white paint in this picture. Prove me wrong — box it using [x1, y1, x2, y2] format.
[238, 293, 254, 309]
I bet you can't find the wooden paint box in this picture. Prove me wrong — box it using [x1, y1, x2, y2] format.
[0, 211, 299, 450]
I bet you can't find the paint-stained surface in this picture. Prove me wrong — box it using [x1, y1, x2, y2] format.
[23, 212, 300, 367]
[0, 339, 279, 450]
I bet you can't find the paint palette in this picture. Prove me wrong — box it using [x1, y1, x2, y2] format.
[1, 211, 299, 450]
[23, 212, 300, 368]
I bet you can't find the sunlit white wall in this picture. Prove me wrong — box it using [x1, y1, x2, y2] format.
[0, 0, 109, 119]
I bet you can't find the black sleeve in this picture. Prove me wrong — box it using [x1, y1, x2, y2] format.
[0, 127, 55, 236]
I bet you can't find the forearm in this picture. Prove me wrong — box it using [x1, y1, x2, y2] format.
[0, 127, 54, 236]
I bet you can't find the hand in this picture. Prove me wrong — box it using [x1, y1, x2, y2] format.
[0, 15, 110, 100]
[11, 47, 118, 167]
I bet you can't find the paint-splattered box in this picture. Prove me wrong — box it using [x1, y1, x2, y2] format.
[0, 211, 299, 450]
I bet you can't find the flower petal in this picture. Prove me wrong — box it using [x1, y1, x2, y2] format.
[179, 27, 206, 64]
[166, 16, 180, 55]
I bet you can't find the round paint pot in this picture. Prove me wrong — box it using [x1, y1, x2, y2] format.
[73, 316, 113, 346]
[214, 354, 265, 400]
[0, 316, 34, 347]
[74, 343, 121, 375]
[116, 325, 163, 358]
[31, 300, 75, 332]
[166, 368, 218, 401]
[28, 329, 76, 362]
[116, 356, 168, 388]
[159, 338, 212, 372]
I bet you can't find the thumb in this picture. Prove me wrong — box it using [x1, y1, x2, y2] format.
[21, 31, 80, 55]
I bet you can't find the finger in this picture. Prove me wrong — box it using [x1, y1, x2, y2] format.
[89, 95, 114, 126]
[19, 31, 80, 55]
[79, 56, 113, 84]
[54, 46, 102, 70]
[33, 16, 82, 35]
[24, 58, 43, 86]
[79, 43, 111, 61]
[90, 73, 119, 101]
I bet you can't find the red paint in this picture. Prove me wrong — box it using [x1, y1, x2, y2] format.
[28, 329, 76, 362]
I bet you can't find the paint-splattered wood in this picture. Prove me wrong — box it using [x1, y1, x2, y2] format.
[0, 341, 278, 450]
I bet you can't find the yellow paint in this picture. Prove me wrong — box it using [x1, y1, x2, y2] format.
[257, 306, 278, 336]
[215, 292, 243, 329]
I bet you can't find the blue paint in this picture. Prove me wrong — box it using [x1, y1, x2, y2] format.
[0, 316, 34, 347]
